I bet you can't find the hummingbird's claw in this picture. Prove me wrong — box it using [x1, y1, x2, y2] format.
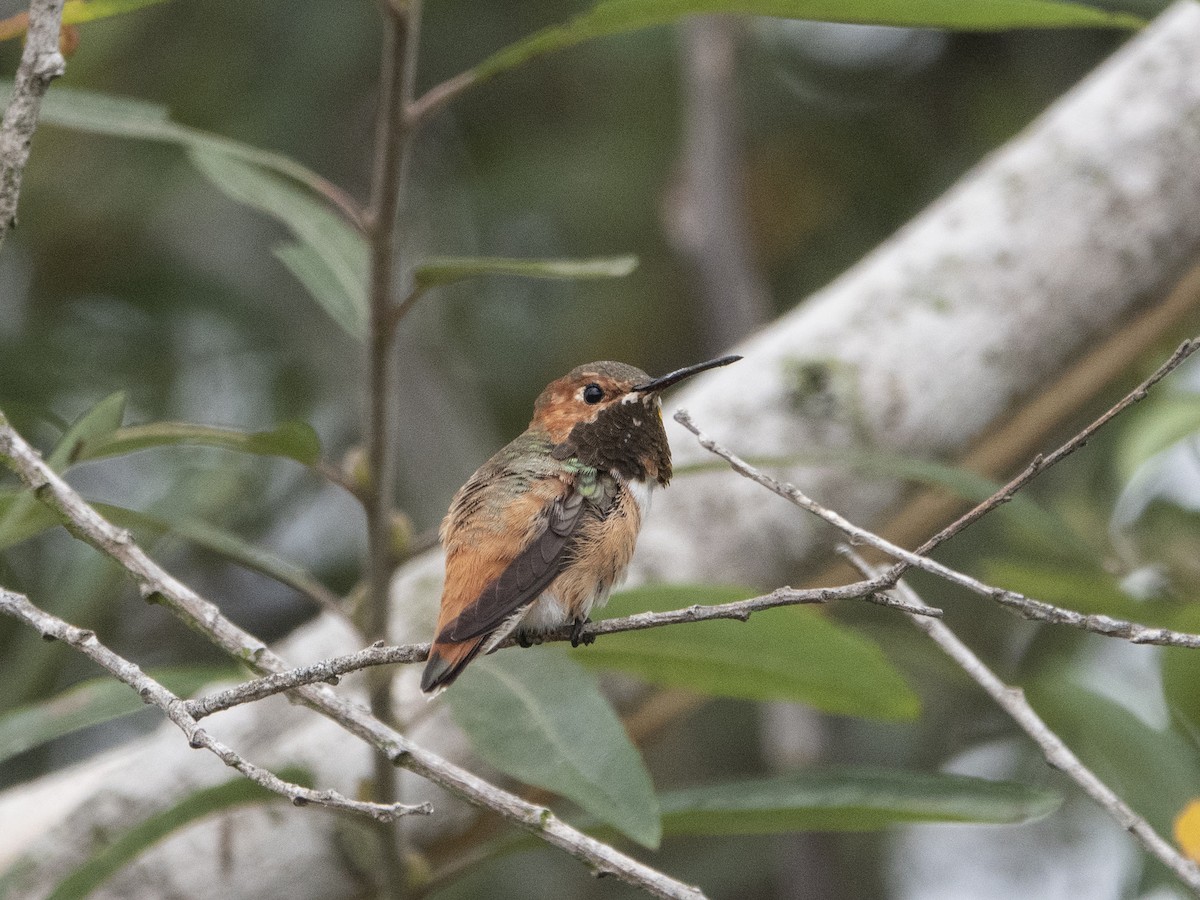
[569, 617, 595, 647]
[516, 629, 544, 648]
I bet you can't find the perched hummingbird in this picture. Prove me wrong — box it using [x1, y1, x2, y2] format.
[421, 354, 741, 694]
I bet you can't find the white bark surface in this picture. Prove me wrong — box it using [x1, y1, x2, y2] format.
[7, 3, 1200, 896]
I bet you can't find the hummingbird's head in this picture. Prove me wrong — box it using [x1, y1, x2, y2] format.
[531, 355, 740, 484]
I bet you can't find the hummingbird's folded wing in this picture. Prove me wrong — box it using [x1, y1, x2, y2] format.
[437, 485, 587, 643]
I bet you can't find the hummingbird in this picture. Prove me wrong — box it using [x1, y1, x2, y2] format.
[421, 354, 741, 694]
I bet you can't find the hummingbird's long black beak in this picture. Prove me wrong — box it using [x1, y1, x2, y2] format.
[633, 354, 742, 393]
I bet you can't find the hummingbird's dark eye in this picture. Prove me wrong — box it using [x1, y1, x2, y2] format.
[583, 383, 604, 404]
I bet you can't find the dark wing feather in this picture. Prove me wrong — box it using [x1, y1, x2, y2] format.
[438, 488, 586, 642]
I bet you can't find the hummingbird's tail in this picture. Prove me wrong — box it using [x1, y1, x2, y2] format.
[421, 636, 486, 695]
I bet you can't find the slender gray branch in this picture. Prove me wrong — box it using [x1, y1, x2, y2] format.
[0, 411, 705, 900]
[840, 549, 1200, 897]
[186, 581, 938, 720]
[0, 587, 428, 822]
[0, 0, 66, 250]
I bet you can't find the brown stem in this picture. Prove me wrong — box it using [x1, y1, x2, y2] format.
[364, 0, 424, 894]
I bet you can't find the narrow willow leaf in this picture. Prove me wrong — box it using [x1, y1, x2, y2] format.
[1162, 648, 1200, 748]
[0, 668, 235, 766]
[0, 489, 62, 549]
[1030, 679, 1200, 837]
[273, 241, 367, 339]
[448, 649, 661, 847]
[94, 503, 342, 613]
[1117, 395, 1200, 480]
[24, 84, 348, 226]
[657, 768, 1062, 835]
[76, 419, 322, 466]
[585, 585, 920, 720]
[469, 0, 1142, 87]
[63, 0, 172, 24]
[0, 0, 173, 37]
[188, 148, 367, 337]
[413, 255, 638, 289]
[44, 768, 312, 900]
[0, 392, 126, 547]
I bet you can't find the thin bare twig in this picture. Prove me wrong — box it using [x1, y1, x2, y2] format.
[840, 549, 1200, 897]
[185, 580, 938, 719]
[0, 0, 66, 250]
[0, 413, 705, 900]
[0, 587, 429, 822]
[674, 350, 1200, 650]
[363, 2, 424, 888]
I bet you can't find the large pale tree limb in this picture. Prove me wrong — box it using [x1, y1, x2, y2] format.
[6, 3, 1200, 897]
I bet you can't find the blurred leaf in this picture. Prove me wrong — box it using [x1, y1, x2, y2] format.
[77, 419, 322, 466]
[470, 0, 1142, 87]
[0, 667, 234, 766]
[95, 503, 342, 613]
[188, 148, 368, 338]
[1029, 678, 1200, 838]
[26, 84, 344, 211]
[584, 585, 919, 720]
[656, 768, 1061, 835]
[448, 649, 661, 847]
[273, 242, 366, 339]
[0, 392, 126, 548]
[982, 561, 1200, 633]
[0, 489, 62, 549]
[63, 0, 172, 23]
[413, 255, 638, 289]
[9, 83, 366, 331]
[43, 768, 311, 900]
[48, 391, 127, 469]
[1163, 647, 1200, 744]
[1117, 395, 1200, 481]
[0, 0, 172, 38]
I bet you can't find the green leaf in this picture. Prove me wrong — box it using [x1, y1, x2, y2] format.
[43, 768, 312, 900]
[469, 0, 1142, 88]
[0, 392, 126, 548]
[1029, 678, 1200, 840]
[62, 0, 172, 24]
[584, 585, 920, 720]
[94, 504, 342, 613]
[657, 768, 1062, 835]
[273, 242, 367, 339]
[0, 489, 62, 549]
[188, 148, 368, 338]
[1163, 647, 1200, 744]
[1, 83, 367, 334]
[32, 84, 339, 202]
[48, 391, 128, 470]
[448, 648, 661, 847]
[76, 419, 322, 466]
[413, 255, 638, 289]
[0, 667, 235, 766]
[1117, 394, 1200, 480]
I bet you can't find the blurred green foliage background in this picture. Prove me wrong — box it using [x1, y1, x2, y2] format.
[5, 1, 1200, 898]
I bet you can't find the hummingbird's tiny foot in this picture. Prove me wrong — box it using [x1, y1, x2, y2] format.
[515, 629, 544, 648]
[569, 617, 595, 647]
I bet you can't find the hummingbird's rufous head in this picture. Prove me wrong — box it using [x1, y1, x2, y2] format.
[530, 355, 741, 483]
